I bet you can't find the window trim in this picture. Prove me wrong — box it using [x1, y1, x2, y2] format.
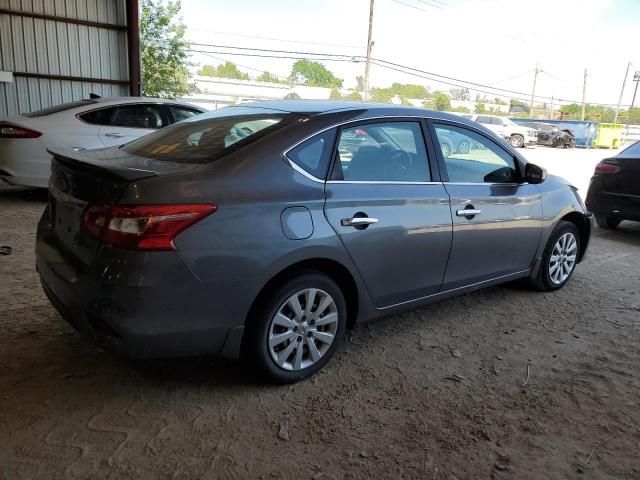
[426, 118, 527, 185]
[282, 114, 526, 185]
[329, 117, 435, 183]
[284, 128, 337, 182]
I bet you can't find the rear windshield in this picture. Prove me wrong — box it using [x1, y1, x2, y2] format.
[620, 141, 640, 155]
[23, 100, 97, 117]
[123, 106, 298, 163]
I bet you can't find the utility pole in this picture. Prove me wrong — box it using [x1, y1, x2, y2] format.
[581, 68, 588, 121]
[363, 0, 375, 102]
[529, 62, 540, 117]
[613, 62, 631, 124]
[548, 96, 554, 119]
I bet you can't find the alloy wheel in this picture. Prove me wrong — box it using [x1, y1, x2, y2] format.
[268, 288, 339, 371]
[548, 232, 577, 285]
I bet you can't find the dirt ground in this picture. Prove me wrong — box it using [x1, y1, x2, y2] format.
[1, 182, 639, 480]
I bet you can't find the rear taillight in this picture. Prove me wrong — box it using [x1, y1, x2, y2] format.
[0, 124, 42, 138]
[594, 160, 621, 175]
[82, 204, 216, 251]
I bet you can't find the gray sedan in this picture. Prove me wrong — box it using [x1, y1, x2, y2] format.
[36, 101, 593, 383]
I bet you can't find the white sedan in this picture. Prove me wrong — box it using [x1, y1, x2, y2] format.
[0, 96, 206, 188]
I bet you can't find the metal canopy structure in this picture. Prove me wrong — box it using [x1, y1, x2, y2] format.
[0, 0, 140, 117]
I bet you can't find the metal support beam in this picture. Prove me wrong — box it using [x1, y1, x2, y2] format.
[0, 8, 127, 31]
[127, 0, 141, 96]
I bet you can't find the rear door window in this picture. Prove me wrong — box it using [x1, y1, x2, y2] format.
[332, 121, 431, 182]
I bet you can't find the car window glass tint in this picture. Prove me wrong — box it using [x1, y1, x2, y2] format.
[170, 106, 201, 123]
[79, 107, 115, 125]
[476, 116, 490, 124]
[434, 124, 518, 183]
[111, 105, 166, 129]
[287, 129, 335, 179]
[621, 141, 640, 155]
[336, 122, 430, 182]
[23, 99, 97, 117]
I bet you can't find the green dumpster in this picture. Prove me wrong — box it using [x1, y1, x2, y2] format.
[593, 123, 624, 149]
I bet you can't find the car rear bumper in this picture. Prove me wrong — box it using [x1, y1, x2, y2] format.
[586, 192, 640, 222]
[36, 210, 250, 360]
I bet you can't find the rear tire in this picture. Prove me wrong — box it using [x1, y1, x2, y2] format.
[595, 216, 621, 229]
[531, 221, 580, 292]
[246, 272, 347, 383]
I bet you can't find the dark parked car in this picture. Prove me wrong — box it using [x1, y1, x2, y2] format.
[36, 101, 593, 383]
[520, 122, 576, 148]
[585, 140, 640, 229]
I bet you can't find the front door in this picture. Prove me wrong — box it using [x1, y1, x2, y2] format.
[323, 120, 452, 308]
[430, 122, 543, 290]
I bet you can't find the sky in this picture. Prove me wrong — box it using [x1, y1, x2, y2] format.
[181, 0, 640, 107]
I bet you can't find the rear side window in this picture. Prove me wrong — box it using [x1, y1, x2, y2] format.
[23, 100, 97, 117]
[286, 129, 336, 179]
[123, 114, 295, 163]
[79, 104, 168, 129]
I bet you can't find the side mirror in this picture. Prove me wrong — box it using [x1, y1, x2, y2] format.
[525, 163, 547, 184]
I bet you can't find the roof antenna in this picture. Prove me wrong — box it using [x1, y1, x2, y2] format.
[89, 93, 101, 99]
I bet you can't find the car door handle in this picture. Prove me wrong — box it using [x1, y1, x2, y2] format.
[456, 209, 481, 216]
[105, 132, 124, 138]
[341, 217, 378, 227]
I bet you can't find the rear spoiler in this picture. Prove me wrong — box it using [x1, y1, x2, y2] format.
[47, 147, 159, 182]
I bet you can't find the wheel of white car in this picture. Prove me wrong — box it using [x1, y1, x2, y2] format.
[510, 134, 524, 148]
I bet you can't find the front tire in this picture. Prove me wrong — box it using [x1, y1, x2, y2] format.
[246, 272, 347, 383]
[595, 216, 621, 229]
[510, 134, 525, 148]
[531, 221, 580, 291]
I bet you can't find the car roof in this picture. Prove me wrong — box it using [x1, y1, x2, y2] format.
[88, 96, 202, 107]
[236, 99, 469, 122]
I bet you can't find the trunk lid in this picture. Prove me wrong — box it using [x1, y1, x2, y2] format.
[47, 147, 197, 266]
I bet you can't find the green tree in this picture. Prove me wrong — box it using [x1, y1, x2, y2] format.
[197, 62, 249, 80]
[370, 87, 394, 103]
[432, 91, 451, 111]
[290, 60, 343, 88]
[256, 71, 281, 83]
[343, 91, 363, 101]
[329, 88, 342, 100]
[355, 76, 365, 91]
[475, 102, 486, 113]
[450, 88, 470, 101]
[283, 92, 301, 100]
[140, 0, 190, 98]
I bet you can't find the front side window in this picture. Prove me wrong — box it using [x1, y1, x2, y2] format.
[286, 129, 336, 179]
[434, 124, 519, 184]
[333, 121, 430, 182]
[123, 113, 293, 163]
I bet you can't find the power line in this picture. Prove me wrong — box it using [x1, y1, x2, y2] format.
[391, 0, 438, 12]
[188, 29, 362, 50]
[188, 44, 631, 107]
[413, 0, 445, 9]
[196, 52, 290, 80]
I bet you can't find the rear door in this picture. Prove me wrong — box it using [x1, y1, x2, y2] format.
[430, 121, 543, 290]
[323, 119, 453, 307]
[97, 104, 170, 146]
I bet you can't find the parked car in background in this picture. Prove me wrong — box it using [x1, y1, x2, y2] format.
[519, 122, 576, 148]
[463, 114, 537, 148]
[585, 140, 640, 229]
[0, 96, 206, 188]
[36, 101, 592, 383]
